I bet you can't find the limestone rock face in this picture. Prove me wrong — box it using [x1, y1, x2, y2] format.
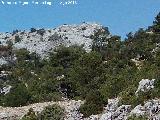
[0, 85, 12, 95]
[60, 100, 84, 120]
[0, 58, 7, 65]
[130, 105, 146, 116]
[0, 23, 105, 59]
[99, 98, 131, 120]
[130, 99, 160, 120]
[105, 98, 119, 112]
[135, 79, 155, 95]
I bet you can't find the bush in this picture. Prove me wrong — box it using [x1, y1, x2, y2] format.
[127, 115, 148, 120]
[6, 40, 13, 49]
[49, 45, 85, 68]
[119, 85, 158, 108]
[12, 29, 19, 35]
[15, 35, 21, 43]
[48, 33, 62, 41]
[21, 108, 37, 120]
[119, 86, 143, 108]
[79, 90, 104, 117]
[30, 28, 37, 33]
[100, 74, 127, 100]
[15, 48, 30, 61]
[2, 83, 31, 107]
[152, 12, 160, 33]
[37, 29, 45, 36]
[68, 51, 104, 98]
[38, 104, 64, 120]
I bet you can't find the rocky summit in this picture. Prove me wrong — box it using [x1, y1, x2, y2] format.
[0, 23, 105, 59]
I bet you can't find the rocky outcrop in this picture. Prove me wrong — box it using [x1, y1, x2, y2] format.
[96, 98, 131, 120]
[84, 98, 160, 120]
[0, 85, 12, 95]
[0, 58, 7, 65]
[135, 79, 155, 96]
[130, 99, 160, 120]
[62, 100, 84, 120]
[100, 105, 131, 120]
[0, 23, 106, 58]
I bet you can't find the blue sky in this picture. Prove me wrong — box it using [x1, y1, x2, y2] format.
[0, 0, 160, 38]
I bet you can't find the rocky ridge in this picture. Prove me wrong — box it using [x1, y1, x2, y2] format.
[0, 23, 105, 59]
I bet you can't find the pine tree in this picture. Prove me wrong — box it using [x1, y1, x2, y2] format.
[153, 12, 160, 33]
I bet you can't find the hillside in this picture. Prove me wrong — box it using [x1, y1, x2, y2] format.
[0, 13, 160, 120]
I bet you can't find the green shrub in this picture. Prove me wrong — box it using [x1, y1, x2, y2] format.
[30, 28, 37, 33]
[127, 115, 148, 120]
[21, 108, 37, 120]
[37, 29, 45, 36]
[119, 86, 157, 108]
[80, 90, 104, 117]
[100, 74, 127, 100]
[15, 48, 30, 61]
[38, 104, 64, 120]
[49, 45, 85, 68]
[68, 51, 104, 98]
[119, 86, 143, 108]
[152, 12, 160, 33]
[2, 83, 31, 107]
[15, 35, 21, 43]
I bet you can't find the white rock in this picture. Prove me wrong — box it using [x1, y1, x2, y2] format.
[0, 112, 8, 120]
[85, 115, 100, 120]
[135, 79, 155, 95]
[0, 58, 7, 65]
[97, 98, 131, 120]
[57, 75, 65, 80]
[100, 112, 112, 120]
[0, 85, 12, 95]
[0, 23, 106, 58]
[130, 105, 146, 116]
[99, 105, 131, 120]
[130, 99, 160, 119]
[105, 98, 119, 112]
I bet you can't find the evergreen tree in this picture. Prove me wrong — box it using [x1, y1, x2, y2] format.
[153, 12, 160, 33]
